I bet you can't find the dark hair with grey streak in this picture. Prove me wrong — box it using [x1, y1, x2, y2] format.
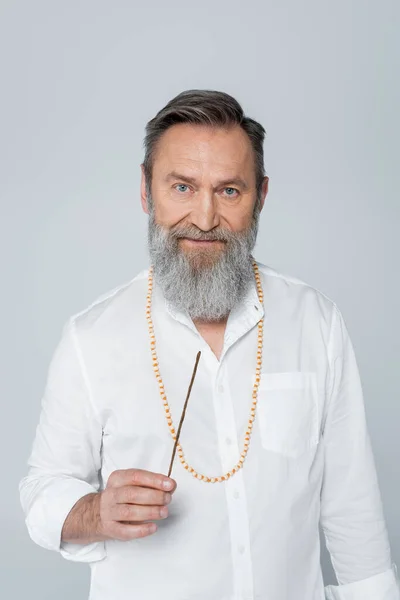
[142, 89, 266, 209]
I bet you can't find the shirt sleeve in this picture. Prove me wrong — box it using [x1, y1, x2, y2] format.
[19, 317, 106, 563]
[321, 305, 399, 599]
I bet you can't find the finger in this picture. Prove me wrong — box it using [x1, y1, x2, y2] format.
[111, 521, 158, 541]
[107, 469, 176, 492]
[112, 503, 169, 523]
[114, 485, 172, 506]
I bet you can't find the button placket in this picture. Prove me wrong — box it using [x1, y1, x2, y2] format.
[212, 365, 254, 600]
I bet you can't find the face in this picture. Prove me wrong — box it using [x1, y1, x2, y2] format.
[140, 123, 269, 321]
[141, 123, 268, 266]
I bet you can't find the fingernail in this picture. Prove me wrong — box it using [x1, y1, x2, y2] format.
[163, 480, 173, 490]
[164, 493, 172, 504]
[160, 506, 168, 518]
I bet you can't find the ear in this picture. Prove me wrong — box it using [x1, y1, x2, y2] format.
[259, 176, 269, 212]
[140, 164, 149, 214]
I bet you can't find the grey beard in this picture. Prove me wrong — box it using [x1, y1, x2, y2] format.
[147, 198, 261, 322]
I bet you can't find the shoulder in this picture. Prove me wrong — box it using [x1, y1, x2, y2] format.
[69, 267, 150, 335]
[256, 260, 339, 318]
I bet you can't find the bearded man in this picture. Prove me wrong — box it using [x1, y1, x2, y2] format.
[19, 90, 399, 600]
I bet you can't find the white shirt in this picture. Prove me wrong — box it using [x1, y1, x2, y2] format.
[19, 261, 399, 600]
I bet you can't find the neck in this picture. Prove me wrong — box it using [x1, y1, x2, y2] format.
[192, 315, 229, 327]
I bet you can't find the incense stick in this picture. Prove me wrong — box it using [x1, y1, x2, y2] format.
[167, 351, 201, 477]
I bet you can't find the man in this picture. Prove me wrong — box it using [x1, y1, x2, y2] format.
[19, 89, 399, 599]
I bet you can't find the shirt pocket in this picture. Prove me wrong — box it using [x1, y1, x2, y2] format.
[256, 371, 319, 459]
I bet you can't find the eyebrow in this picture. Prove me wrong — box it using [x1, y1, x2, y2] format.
[165, 171, 249, 190]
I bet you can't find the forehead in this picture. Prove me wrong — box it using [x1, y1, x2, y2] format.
[152, 123, 255, 177]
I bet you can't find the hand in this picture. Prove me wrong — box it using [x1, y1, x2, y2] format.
[97, 468, 177, 541]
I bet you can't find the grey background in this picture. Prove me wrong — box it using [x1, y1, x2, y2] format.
[1, 1, 399, 598]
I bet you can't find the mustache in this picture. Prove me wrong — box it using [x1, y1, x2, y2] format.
[169, 225, 235, 243]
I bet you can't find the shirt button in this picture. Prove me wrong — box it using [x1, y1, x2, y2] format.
[218, 383, 224, 393]
[225, 437, 232, 445]
[238, 545, 245, 555]
[233, 490, 240, 499]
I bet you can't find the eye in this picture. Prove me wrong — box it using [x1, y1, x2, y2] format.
[175, 184, 190, 193]
[223, 187, 239, 197]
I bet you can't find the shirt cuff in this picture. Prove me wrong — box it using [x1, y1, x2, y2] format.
[324, 563, 400, 599]
[25, 477, 107, 563]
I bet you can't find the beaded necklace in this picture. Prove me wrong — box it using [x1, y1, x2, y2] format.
[146, 260, 264, 482]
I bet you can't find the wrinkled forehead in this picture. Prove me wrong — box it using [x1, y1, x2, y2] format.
[152, 123, 256, 182]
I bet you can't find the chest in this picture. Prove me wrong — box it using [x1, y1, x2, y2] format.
[194, 322, 227, 361]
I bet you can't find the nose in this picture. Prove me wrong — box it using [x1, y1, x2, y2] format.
[190, 189, 220, 231]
